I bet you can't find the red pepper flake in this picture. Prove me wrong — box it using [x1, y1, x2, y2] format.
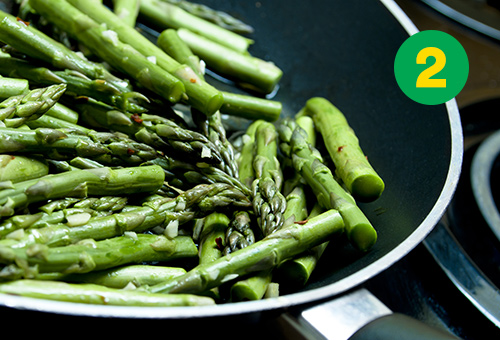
[127, 148, 135, 155]
[295, 219, 309, 225]
[75, 96, 90, 103]
[337, 145, 346, 152]
[190, 78, 197, 83]
[130, 113, 143, 123]
[16, 17, 30, 26]
[215, 237, 224, 250]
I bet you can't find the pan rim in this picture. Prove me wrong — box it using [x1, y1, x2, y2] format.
[0, 0, 464, 319]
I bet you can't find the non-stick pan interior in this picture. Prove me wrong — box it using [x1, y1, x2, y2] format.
[0, 0, 462, 318]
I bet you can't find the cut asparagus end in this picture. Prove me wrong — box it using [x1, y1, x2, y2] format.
[350, 173, 385, 202]
[349, 222, 378, 253]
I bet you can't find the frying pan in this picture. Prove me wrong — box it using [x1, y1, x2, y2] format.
[0, 0, 463, 338]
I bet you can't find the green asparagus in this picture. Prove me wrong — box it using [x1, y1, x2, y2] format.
[276, 203, 328, 287]
[0, 77, 29, 99]
[251, 121, 287, 236]
[277, 118, 377, 252]
[229, 185, 309, 302]
[155, 27, 241, 181]
[0, 56, 149, 113]
[112, 0, 140, 27]
[0, 1, 387, 309]
[0, 182, 251, 250]
[297, 97, 385, 202]
[157, 29, 281, 121]
[0, 83, 66, 128]
[223, 210, 254, 255]
[75, 99, 224, 166]
[0, 155, 48, 184]
[0, 10, 128, 88]
[0, 233, 198, 276]
[45, 264, 187, 289]
[0, 165, 164, 217]
[64, 0, 224, 116]
[0, 279, 215, 306]
[158, 0, 254, 34]
[140, 0, 253, 53]
[29, 0, 186, 105]
[220, 91, 282, 122]
[143, 208, 344, 295]
[177, 28, 282, 94]
[0, 126, 159, 166]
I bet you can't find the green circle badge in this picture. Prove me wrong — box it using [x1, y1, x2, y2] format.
[394, 30, 469, 105]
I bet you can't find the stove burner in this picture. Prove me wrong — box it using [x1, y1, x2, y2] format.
[471, 129, 500, 243]
[421, 0, 500, 40]
[423, 97, 500, 330]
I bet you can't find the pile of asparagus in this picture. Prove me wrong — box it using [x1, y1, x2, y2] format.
[0, 0, 385, 307]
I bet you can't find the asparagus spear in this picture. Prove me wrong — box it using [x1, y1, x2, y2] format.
[0, 182, 251, 249]
[0, 10, 128, 88]
[76, 99, 224, 166]
[157, 29, 281, 121]
[112, 0, 140, 27]
[251, 121, 287, 236]
[26, 113, 90, 135]
[158, 0, 254, 34]
[155, 27, 241, 180]
[0, 279, 215, 306]
[276, 203, 328, 288]
[64, 0, 224, 116]
[40, 195, 128, 214]
[0, 196, 128, 239]
[176, 28, 282, 94]
[229, 268, 273, 302]
[143, 152, 250, 195]
[0, 155, 48, 184]
[0, 127, 159, 167]
[0, 55, 149, 113]
[229, 185, 309, 302]
[197, 212, 229, 265]
[143, 208, 344, 295]
[0, 165, 165, 217]
[0, 83, 66, 128]
[44, 264, 187, 289]
[45, 103, 79, 124]
[223, 210, 254, 255]
[140, 0, 253, 53]
[29, 0, 186, 105]
[277, 118, 377, 252]
[0, 233, 198, 275]
[220, 91, 282, 122]
[157, 28, 204, 79]
[0, 77, 29, 99]
[297, 97, 385, 202]
[237, 120, 263, 189]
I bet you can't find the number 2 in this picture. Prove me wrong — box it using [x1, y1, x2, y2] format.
[416, 47, 446, 88]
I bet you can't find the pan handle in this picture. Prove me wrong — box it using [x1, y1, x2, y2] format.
[277, 288, 460, 340]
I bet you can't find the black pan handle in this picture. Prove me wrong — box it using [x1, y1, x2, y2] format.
[278, 288, 461, 340]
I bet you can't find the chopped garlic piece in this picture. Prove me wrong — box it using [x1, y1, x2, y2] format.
[66, 212, 91, 227]
[147, 56, 157, 64]
[164, 220, 179, 239]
